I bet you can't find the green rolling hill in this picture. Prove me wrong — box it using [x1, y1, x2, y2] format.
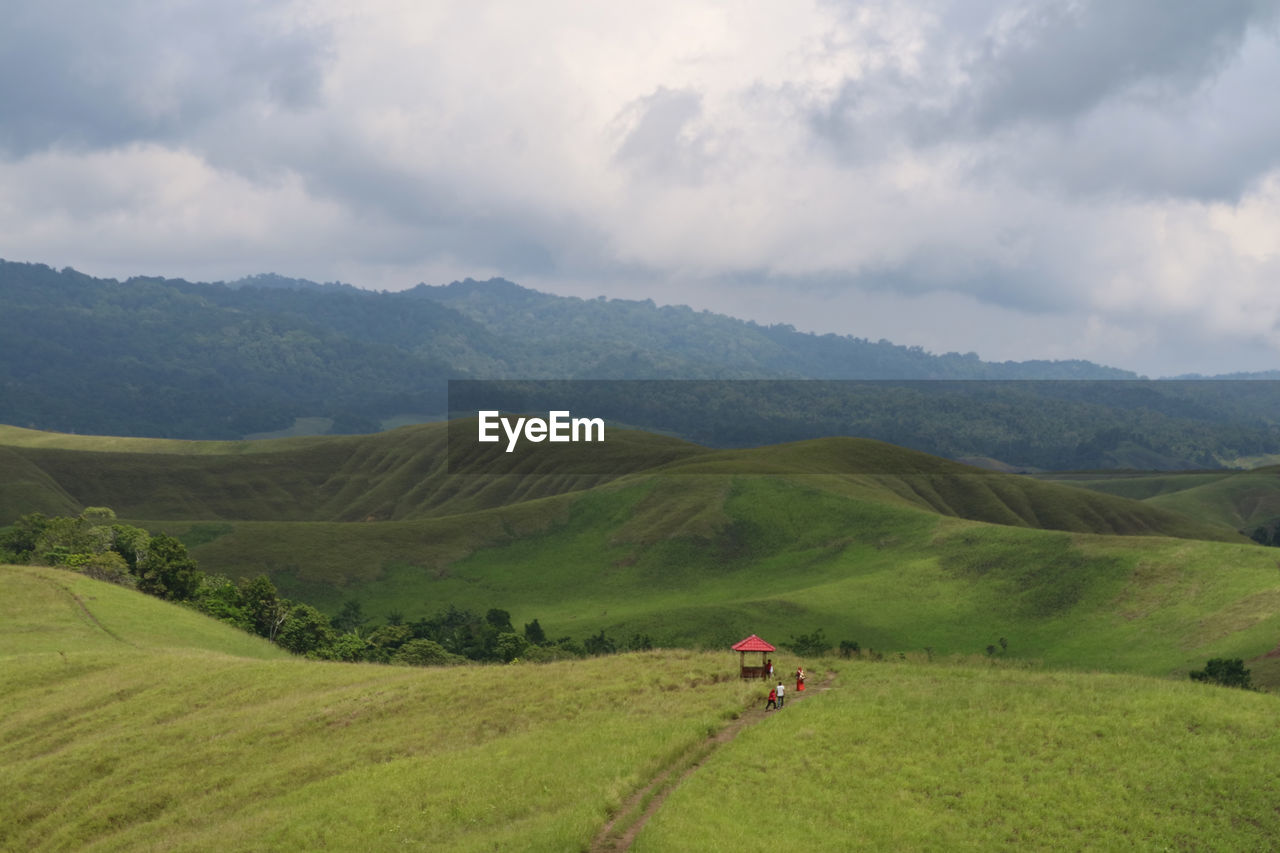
[4, 424, 1279, 686]
[5, 563, 1280, 851]
[1042, 466, 1280, 532]
[7, 421, 1280, 850]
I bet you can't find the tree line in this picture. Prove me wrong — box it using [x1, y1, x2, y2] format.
[0, 508, 649, 665]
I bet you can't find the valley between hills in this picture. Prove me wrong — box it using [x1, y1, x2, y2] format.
[6, 416, 1280, 849]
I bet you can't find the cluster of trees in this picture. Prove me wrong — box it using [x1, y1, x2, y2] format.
[1, 508, 201, 600]
[1, 507, 649, 666]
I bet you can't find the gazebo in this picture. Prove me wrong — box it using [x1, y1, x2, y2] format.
[732, 634, 776, 680]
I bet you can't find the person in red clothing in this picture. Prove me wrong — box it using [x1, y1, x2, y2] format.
[795, 666, 806, 692]
[765, 687, 777, 710]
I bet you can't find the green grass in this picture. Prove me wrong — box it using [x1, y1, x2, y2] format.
[636, 660, 1280, 851]
[0, 565, 761, 852]
[5, 425, 1277, 686]
[0, 564, 286, 660]
[1040, 465, 1280, 531]
[7, 566, 1280, 851]
[162, 474, 1280, 685]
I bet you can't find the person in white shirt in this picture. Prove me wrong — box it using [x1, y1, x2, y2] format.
[776, 681, 785, 708]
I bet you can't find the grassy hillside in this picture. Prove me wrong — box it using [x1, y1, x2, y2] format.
[0, 425, 1240, 537]
[145, 470, 1278, 685]
[7, 424, 1273, 685]
[636, 659, 1280, 851]
[6, 566, 1278, 851]
[0, 564, 286, 659]
[0, 422, 707, 522]
[0, 565, 759, 852]
[1044, 467, 1280, 531]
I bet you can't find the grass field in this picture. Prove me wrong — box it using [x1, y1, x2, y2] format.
[141, 474, 1280, 686]
[0, 564, 759, 852]
[5, 425, 1280, 688]
[6, 564, 1280, 852]
[635, 658, 1280, 851]
[1041, 467, 1280, 530]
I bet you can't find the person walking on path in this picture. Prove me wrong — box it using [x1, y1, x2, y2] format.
[765, 686, 777, 711]
[776, 681, 785, 708]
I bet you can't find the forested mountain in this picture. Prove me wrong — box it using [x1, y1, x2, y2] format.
[412, 278, 1140, 381]
[0, 259, 1135, 439]
[2, 258, 1277, 470]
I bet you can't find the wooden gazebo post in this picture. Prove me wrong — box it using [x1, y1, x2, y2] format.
[731, 634, 776, 680]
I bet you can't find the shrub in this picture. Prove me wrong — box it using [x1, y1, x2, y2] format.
[584, 630, 617, 656]
[393, 639, 465, 667]
[1189, 658, 1253, 690]
[787, 628, 831, 657]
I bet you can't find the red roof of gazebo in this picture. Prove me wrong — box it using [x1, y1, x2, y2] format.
[731, 634, 776, 652]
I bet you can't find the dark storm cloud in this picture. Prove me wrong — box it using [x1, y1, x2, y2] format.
[955, 0, 1280, 200]
[813, 0, 1280, 201]
[0, 1, 330, 155]
[962, 1, 1271, 127]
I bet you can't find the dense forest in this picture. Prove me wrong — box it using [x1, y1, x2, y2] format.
[3, 259, 1279, 469]
[0, 260, 1132, 437]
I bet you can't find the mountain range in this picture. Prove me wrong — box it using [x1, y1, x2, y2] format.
[3, 259, 1279, 471]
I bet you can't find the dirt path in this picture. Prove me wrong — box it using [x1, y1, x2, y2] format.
[589, 671, 835, 852]
[39, 573, 134, 647]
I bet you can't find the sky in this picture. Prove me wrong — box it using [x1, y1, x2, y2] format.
[3, 1, 1280, 377]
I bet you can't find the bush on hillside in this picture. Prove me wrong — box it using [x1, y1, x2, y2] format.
[787, 628, 831, 657]
[393, 639, 465, 666]
[1189, 658, 1253, 690]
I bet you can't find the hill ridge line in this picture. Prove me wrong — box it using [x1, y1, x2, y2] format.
[44, 574, 136, 648]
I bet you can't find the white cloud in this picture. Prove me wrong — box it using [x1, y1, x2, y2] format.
[4, 0, 1280, 374]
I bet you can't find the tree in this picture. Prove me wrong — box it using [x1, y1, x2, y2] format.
[0, 512, 50, 561]
[624, 633, 653, 651]
[276, 603, 335, 656]
[332, 599, 368, 633]
[321, 633, 374, 663]
[584, 630, 616, 656]
[485, 608, 514, 633]
[1189, 658, 1253, 690]
[496, 632, 529, 662]
[239, 575, 288, 640]
[523, 618, 546, 645]
[137, 533, 202, 601]
[190, 574, 250, 631]
[34, 515, 98, 565]
[65, 550, 133, 587]
[110, 523, 151, 572]
[393, 639, 463, 667]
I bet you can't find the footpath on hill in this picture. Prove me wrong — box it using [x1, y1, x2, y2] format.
[590, 671, 836, 852]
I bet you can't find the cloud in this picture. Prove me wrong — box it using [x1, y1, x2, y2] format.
[0, 0, 331, 156]
[3, 0, 1280, 374]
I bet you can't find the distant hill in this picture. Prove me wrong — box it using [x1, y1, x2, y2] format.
[0, 259, 1135, 439]
[0, 422, 1242, 540]
[3, 259, 1279, 469]
[2, 423, 1273, 683]
[411, 277, 1140, 380]
[1041, 466, 1280, 544]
